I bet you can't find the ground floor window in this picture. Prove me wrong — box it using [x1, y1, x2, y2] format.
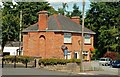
[74, 52, 79, 59]
[82, 51, 88, 61]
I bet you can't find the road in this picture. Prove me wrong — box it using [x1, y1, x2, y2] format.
[2, 68, 119, 77]
[90, 61, 120, 75]
[0, 57, 120, 77]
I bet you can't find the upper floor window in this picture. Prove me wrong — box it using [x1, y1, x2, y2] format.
[84, 34, 91, 44]
[64, 33, 72, 43]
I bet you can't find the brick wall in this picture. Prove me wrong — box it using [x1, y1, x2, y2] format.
[23, 31, 94, 61]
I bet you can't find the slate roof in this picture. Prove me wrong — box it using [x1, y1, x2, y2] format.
[23, 15, 95, 34]
[5, 41, 23, 47]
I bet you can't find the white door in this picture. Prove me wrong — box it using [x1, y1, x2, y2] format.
[67, 52, 71, 59]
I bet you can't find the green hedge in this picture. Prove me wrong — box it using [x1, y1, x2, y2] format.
[39, 58, 81, 66]
[67, 58, 81, 64]
[3, 56, 34, 63]
[39, 59, 66, 66]
[3, 56, 81, 66]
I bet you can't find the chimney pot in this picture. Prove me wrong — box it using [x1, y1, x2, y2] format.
[71, 16, 80, 24]
[38, 11, 48, 14]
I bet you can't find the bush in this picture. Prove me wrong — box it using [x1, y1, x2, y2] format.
[3, 56, 34, 63]
[67, 59, 81, 64]
[103, 51, 118, 60]
[39, 58, 81, 66]
[57, 59, 67, 65]
[91, 49, 100, 60]
[117, 53, 120, 60]
[39, 59, 63, 66]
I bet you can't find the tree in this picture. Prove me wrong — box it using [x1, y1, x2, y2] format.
[1, 2, 56, 51]
[2, 2, 20, 51]
[71, 3, 82, 17]
[0, 5, 2, 45]
[16, 2, 57, 28]
[85, 2, 120, 57]
[58, 3, 68, 15]
[71, 3, 82, 24]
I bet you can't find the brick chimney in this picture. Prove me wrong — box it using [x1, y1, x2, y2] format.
[71, 16, 80, 24]
[38, 11, 48, 30]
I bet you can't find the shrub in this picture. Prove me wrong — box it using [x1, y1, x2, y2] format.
[38, 58, 81, 66]
[57, 59, 67, 65]
[39, 59, 60, 66]
[91, 49, 100, 60]
[117, 53, 120, 60]
[3, 56, 34, 63]
[67, 59, 81, 64]
[103, 51, 118, 60]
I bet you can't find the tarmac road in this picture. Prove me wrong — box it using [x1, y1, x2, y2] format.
[1, 58, 120, 77]
[2, 68, 119, 77]
[1, 75, 119, 77]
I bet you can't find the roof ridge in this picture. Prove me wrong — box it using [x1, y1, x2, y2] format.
[53, 15, 62, 30]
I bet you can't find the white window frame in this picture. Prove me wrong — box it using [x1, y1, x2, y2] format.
[84, 34, 91, 44]
[64, 33, 72, 43]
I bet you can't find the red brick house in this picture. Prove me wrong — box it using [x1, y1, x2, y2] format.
[22, 11, 95, 61]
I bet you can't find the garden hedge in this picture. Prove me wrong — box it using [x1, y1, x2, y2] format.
[3, 56, 34, 63]
[39, 58, 81, 66]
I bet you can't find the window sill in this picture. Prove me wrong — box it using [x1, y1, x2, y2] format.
[64, 43, 72, 44]
[84, 43, 91, 45]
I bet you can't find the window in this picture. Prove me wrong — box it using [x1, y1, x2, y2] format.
[74, 52, 79, 59]
[64, 33, 72, 43]
[84, 34, 91, 44]
[82, 51, 88, 55]
[82, 51, 88, 61]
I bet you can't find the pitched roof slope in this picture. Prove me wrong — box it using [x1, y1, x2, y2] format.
[23, 15, 95, 34]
